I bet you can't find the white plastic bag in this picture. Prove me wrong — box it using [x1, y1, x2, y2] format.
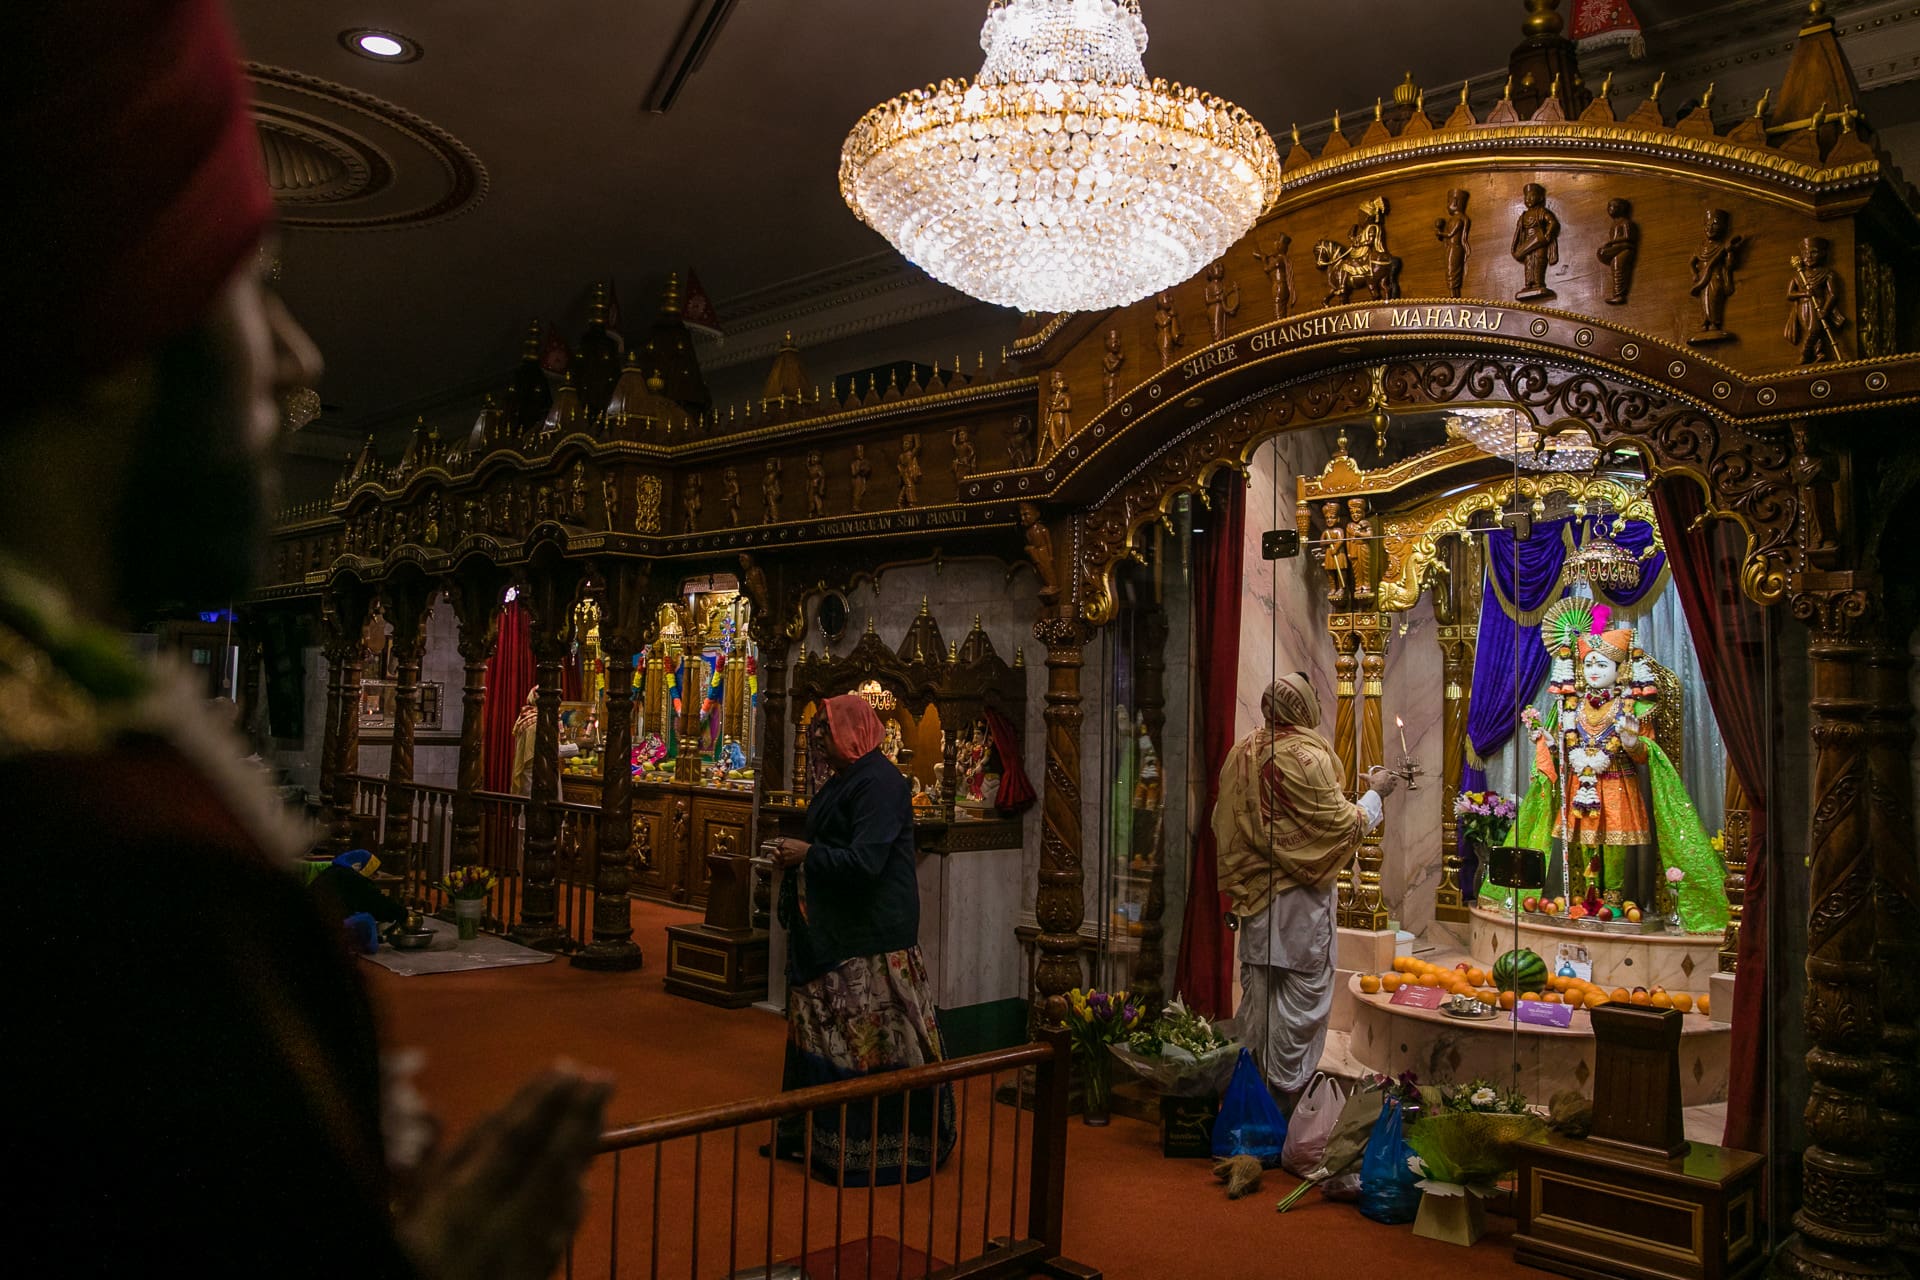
[1280, 1072, 1349, 1178]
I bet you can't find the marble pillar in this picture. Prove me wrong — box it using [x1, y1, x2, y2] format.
[1380, 596, 1446, 937]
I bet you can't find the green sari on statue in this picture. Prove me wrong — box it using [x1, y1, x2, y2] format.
[1478, 734, 1730, 933]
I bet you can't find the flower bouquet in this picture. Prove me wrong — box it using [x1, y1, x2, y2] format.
[441, 865, 497, 941]
[1110, 995, 1240, 1097]
[1064, 987, 1144, 1125]
[1403, 1079, 1547, 1245]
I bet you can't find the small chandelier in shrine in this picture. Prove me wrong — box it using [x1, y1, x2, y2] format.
[855, 679, 897, 712]
[1566, 522, 1651, 592]
[839, 0, 1282, 313]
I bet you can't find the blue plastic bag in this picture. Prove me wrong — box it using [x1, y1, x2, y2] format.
[1358, 1096, 1422, 1224]
[1209, 1048, 1288, 1166]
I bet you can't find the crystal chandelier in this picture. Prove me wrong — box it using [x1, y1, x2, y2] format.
[1446, 407, 1600, 472]
[839, 0, 1282, 313]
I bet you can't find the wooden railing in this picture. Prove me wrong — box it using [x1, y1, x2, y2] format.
[342, 774, 602, 950]
[570, 1030, 1086, 1280]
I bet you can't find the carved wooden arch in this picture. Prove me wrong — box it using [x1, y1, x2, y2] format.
[1069, 327, 1827, 622]
[1372, 471, 1660, 612]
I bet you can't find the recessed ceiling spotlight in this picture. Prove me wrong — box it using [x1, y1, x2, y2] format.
[340, 29, 422, 62]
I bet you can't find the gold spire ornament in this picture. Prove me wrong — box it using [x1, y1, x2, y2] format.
[842, 0, 1281, 313]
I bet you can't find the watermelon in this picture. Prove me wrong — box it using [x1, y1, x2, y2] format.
[1493, 948, 1548, 995]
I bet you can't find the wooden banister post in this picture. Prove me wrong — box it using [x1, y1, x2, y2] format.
[1026, 1013, 1072, 1258]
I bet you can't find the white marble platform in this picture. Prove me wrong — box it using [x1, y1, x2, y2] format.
[1346, 975, 1729, 1107]
[1468, 904, 1723, 997]
[916, 843, 1026, 1010]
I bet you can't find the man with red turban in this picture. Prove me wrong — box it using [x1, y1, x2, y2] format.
[3, 5, 608, 1275]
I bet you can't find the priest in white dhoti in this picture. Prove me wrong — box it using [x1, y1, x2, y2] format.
[1213, 674, 1396, 1107]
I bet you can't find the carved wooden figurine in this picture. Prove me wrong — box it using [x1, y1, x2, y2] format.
[1019, 502, 1060, 603]
[1007, 415, 1036, 469]
[569, 460, 588, 520]
[1597, 198, 1638, 305]
[634, 474, 662, 533]
[682, 473, 703, 533]
[602, 472, 620, 530]
[849, 445, 872, 512]
[720, 466, 741, 525]
[896, 434, 923, 508]
[1203, 261, 1240, 341]
[1153, 291, 1182, 368]
[1687, 209, 1744, 343]
[1102, 329, 1125, 407]
[1319, 500, 1350, 605]
[1434, 189, 1471, 298]
[1046, 373, 1072, 458]
[1510, 182, 1560, 301]
[1345, 497, 1375, 603]
[1786, 236, 1846, 364]
[761, 456, 783, 523]
[1251, 235, 1295, 319]
[805, 450, 827, 518]
[1316, 197, 1401, 303]
[951, 427, 976, 485]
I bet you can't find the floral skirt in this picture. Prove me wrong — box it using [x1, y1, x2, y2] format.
[778, 948, 956, 1186]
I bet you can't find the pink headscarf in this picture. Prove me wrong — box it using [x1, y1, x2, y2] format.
[820, 694, 886, 765]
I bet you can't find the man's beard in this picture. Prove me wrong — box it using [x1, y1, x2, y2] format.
[110, 327, 268, 621]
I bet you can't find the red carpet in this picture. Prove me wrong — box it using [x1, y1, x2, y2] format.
[365, 900, 1539, 1279]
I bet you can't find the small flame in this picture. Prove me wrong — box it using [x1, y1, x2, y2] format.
[1395, 716, 1404, 727]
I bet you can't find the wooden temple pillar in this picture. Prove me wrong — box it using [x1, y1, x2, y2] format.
[1774, 569, 1902, 1280]
[574, 561, 649, 970]
[1719, 771, 1751, 974]
[1353, 614, 1390, 930]
[1433, 536, 1478, 922]
[1133, 601, 1171, 1013]
[1031, 605, 1089, 1026]
[1330, 627, 1361, 918]
[447, 565, 503, 874]
[514, 563, 580, 951]
[323, 580, 372, 852]
[379, 575, 435, 882]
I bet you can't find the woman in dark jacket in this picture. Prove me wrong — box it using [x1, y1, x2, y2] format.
[770, 693, 954, 1185]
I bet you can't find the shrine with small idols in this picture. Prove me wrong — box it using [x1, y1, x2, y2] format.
[235, 1, 1920, 1267]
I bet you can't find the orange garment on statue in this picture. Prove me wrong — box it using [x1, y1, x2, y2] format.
[1533, 696, 1653, 846]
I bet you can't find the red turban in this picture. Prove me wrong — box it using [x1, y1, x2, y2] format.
[820, 695, 886, 764]
[7, 0, 273, 386]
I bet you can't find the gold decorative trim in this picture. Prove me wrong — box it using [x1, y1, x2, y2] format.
[1302, 440, 1491, 501]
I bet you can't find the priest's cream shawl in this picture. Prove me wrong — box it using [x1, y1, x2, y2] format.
[1213, 725, 1367, 918]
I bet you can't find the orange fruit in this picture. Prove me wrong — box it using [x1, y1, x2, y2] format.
[1498, 991, 1516, 1009]
[1565, 988, 1586, 1008]
[1630, 989, 1651, 1006]
[1391, 957, 1412, 973]
[1479, 987, 1499, 1002]
[1418, 973, 1442, 988]
[1381, 974, 1403, 992]
[1521, 991, 1541, 1002]
[1670, 993, 1693, 1013]
[1698, 994, 1711, 1016]
[1359, 975, 1382, 994]
[1650, 992, 1673, 1009]
[1588, 993, 1609, 1007]
[1610, 987, 1631, 1002]
[1467, 969, 1488, 987]
[1543, 992, 1563, 1004]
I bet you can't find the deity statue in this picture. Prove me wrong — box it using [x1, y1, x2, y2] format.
[896, 434, 923, 508]
[1317, 500, 1350, 604]
[1314, 197, 1401, 303]
[1006, 415, 1036, 470]
[761, 456, 783, 523]
[805, 450, 828, 518]
[569, 460, 588, 520]
[1433, 189, 1471, 298]
[849, 444, 872, 511]
[1596, 197, 1637, 305]
[1045, 373, 1072, 458]
[1687, 209, 1744, 343]
[1785, 236, 1846, 364]
[1203, 261, 1239, 341]
[682, 473, 703, 533]
[1019, 501, 1059, 603]
[958, 723, 992, 803]
[951, 427, 976, 485]
[601, 472, 620, 530]
[880, 720, 904, 764]
[720, 466, 741, 525]
[1509, 182, 1559, 301]
[1102, 329, 1125, 407]
[1251, 235, 1295, 319]
[1790, 422, 1838, 562]
[1153, 291, 1182, 368]
[424, 493, 442, 547]
[1343, 497, 1375, 603]
[1499, 599, 1730, 933]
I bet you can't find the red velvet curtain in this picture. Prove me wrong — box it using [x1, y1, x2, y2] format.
[982, 705, 1035, 813]
[1652, 477, 1771, 1153]
[482, 600, 535, 793]
[1174, 472, 1246, 1018]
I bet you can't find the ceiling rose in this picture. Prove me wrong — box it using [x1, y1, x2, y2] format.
[1446, 407, 1600, 472]
[839, 0, 1282, 314]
